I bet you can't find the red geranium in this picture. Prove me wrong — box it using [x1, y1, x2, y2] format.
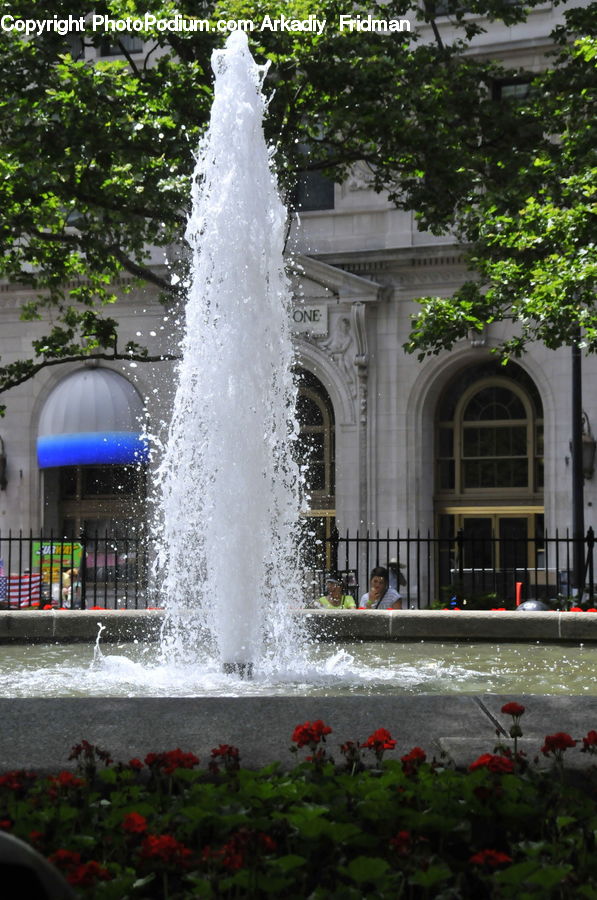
[209, 744, 240, 774]
[68, 740, 112, 767]
[50, 850, 110, 886]
[469, 753, 515, 774]
[541, 732, 577, 756]
[128, 758, 144, 771]
[50, 849, 81, 868]
[389, 830, 412, 856]
[582, 730, 597, 753]
[202, 829, 276, 872]
[48, 771, 85, 795]
[67, 860, 111, 887]
[122, 812, 148, 834]
[140, 833, 193, 867]
[145, 748, 200, 774]
[291, 720, 332, 748]
[401, 746, 426, 764]
[364, 728, 396, 750]
[469, 849, 512, 867]
[401, 746, 426, 775]
[501, 702, 525, 718]
[362, 728, 397, 764]
[0, 770, 36, 792]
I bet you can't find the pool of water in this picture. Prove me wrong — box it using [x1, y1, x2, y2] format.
[0, 640, 595, 697]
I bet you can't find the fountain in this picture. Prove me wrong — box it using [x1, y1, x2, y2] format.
[0, 33, 596, 773]
[154, 30, 304, 678]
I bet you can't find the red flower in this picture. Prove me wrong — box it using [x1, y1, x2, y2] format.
[145, 749, 199, 774]
[202, 829, 276, 872]
[469, 849, 512, 867]
[211, 743, 240, 761]
[68, 740, 112, 767]
[389, 830, 412, 856]
[363, 727, 397, 760]
[209, 744, 240, 774]
[291, 720, 332, 748]
[364, 728, 396, 750]
[340, 740, 363, 769]
[128, 758, 143, 771]
[401, 746, 426, 775]
[501, 702, 525, 718]
[469, 753, 515, 774]
[0, 817, 13, 830]
[541, 732, 577, 756]
[0, 771, 27, 792]
[49, 849, 82, 869]
[67, 860, 111, 887]
[122, 812, 148, 834]
[582, 730, 597, 752]
[401, 746, 426, 764]
[140, 833, 192, 867]
[48, 771, 85, 790]
[49, 850, 110, 886]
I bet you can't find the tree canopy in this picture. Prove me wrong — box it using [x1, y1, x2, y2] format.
[406, 3, 597, 359]
[0, 0, 591, 410]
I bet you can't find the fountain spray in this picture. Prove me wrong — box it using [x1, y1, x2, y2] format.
[155, 31, 304, 677]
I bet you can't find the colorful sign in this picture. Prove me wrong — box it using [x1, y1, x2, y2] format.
[31, 541, 83, 587]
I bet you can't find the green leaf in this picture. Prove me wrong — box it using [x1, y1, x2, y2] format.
[345, 856, 390, 884]
[408, 864, 452, 888]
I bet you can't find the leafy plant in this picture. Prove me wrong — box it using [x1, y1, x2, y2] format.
[2, 711, 597, 897]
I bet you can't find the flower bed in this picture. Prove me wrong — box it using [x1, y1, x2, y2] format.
[2, 706, 597, 898]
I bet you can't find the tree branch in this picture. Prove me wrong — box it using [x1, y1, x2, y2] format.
[0, 350, 180, 395]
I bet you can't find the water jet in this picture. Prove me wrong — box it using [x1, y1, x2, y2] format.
[154, 30, 303, 678]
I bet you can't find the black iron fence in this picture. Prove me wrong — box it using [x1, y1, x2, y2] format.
[2, 527, 596, 611]
[0, 530, 150, 610]
[324, 527, 596, 609]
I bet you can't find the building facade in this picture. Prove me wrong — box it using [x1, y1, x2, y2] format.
[0, 3, 593, 605]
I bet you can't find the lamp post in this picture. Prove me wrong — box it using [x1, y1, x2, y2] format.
[571, 337, 585, 597]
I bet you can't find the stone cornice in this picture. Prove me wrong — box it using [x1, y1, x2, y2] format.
[289, 254, 383, 304]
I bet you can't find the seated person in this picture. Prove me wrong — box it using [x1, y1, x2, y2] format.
[316, 576, 356, 609]
[359, 566, 402, 609]
[61, 567, 80, 608]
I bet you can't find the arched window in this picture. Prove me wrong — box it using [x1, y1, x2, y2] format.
[295, 369, 336, 573]
[435, 362, 544, 576]
[295, 370, 335, 508]
[437, 364, 543, 497]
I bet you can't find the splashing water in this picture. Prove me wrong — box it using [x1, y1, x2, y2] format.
[154, 31, 304, 674]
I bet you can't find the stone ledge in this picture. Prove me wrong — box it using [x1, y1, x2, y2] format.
[1, 609, 597, 643]
[0, 694, 596, 773]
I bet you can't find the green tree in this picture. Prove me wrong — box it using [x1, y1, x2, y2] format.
[406, 4, 597, 360]
[0, 0, 566, 410]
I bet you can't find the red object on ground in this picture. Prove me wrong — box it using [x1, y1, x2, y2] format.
[515, 582, 523, 606]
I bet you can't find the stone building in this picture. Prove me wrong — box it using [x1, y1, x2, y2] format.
[0, 3, 593, 605]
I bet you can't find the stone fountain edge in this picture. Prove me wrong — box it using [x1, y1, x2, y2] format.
[0, 609, 596, 644]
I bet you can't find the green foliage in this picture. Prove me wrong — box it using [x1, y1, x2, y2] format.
[2, 724, 597, 897]
[0, 0, 555, 410]
[407, 8, 597, 359]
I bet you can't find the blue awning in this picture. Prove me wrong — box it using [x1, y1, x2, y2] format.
[37, 368, 149, 468]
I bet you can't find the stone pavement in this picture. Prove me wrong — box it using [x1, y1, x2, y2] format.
[1, 694, 597, 773]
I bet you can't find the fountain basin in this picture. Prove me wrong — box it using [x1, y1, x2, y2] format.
[2, 609, 597, 644]
[0, 638, 595, 698]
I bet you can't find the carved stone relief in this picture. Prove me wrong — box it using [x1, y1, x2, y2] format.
[316, 314, 356, 397]
[342, 160, 375, 193]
